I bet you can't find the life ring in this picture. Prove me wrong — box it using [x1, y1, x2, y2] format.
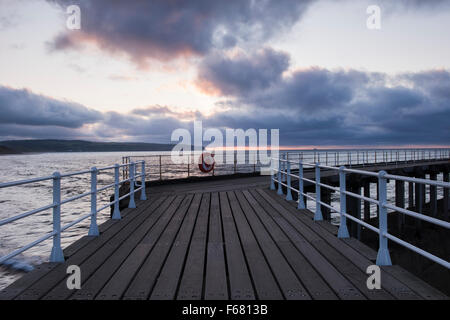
[198, 152, 215, 173]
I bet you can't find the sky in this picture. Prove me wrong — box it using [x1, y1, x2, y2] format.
[0, 0, 449, 147]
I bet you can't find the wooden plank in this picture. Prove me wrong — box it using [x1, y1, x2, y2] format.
[234, 190, 311, 300]
[150, 193, 202, 300]
[271, 188, 447, 299]
[242, 190, 337, 300]
[14, 197, 157, 300]
[0, 199, 143, 300]
[63, 204, 138, 258]
[176, 193, 210, 300]
[282, 197, 380, 262]
[252, 189, 367, 300]
[204, 192, 228, 300]
[123, 194, 194, 299]
[42, 196, 169, 300]
[219, 192, 255, 300]
[69, 195, 169, 300]
[226, 191, 283, 300]
[260, 188, 422, 300]
[95, 195, 183, 300]
[381, 265, 448, 300]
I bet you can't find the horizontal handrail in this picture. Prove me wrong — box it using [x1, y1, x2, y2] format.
[270, 156, 450, 269]
[125, 148, 450, 181]
[0, 160, 148, 265]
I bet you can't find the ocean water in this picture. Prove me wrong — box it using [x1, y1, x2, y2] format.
[0, 150, 446, 290]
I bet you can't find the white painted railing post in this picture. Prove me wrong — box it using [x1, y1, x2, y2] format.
[140, 161, 147, 201]
[128, 162, 136, 209]
[270, 158, 275, 190]
[376, 170, 392, 266]
[314, 163, 323, 221]
[50, 172, 64, 263]
[88, 167, 99, 236]
[297, 161, 306, 209]
[286, 161, 293, 201]
[338, 166, 350, 238]
[112, 164, 121, 220]
[277, 158, 283, 195]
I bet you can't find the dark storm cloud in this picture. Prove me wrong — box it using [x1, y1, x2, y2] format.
[196, 48, 450, 145]
[197, 50, 369, 113]
[0, 86, 103, 128]
[197, 48, 290, 96]
[48, 0, 314, 64]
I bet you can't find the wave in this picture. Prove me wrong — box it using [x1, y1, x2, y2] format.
[0, 258, 34, 273]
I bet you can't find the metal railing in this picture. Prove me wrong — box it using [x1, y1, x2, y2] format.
[270, 155, 450, 268]
[122, 148, 450, 180]
[285, 147, 450, 167]
[0, 161, 147, 264]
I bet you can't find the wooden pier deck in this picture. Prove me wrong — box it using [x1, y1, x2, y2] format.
[0, 177, 447, 300]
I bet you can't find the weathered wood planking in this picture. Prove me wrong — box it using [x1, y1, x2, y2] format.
[1, 176, 447, 300]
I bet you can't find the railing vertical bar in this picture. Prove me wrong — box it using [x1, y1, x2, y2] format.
[376, 170, 392, 266]
[88, 167, 99, 236]
[314, 163, 323, 221]
[50, 172, 64, 263]
[112, 164, 121, 220]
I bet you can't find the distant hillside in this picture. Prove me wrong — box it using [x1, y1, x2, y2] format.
[0, 145, 21, 155]
[0, 139, 177, 153]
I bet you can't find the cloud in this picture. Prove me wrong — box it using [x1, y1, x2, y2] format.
[47, 0, 314, 65]
[1, 66, 449, 146]
[0, 86, 103, 128]
[197, 48, 290, 96]
[196, 48, 450, 145]
[131, 105, 200, 120]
